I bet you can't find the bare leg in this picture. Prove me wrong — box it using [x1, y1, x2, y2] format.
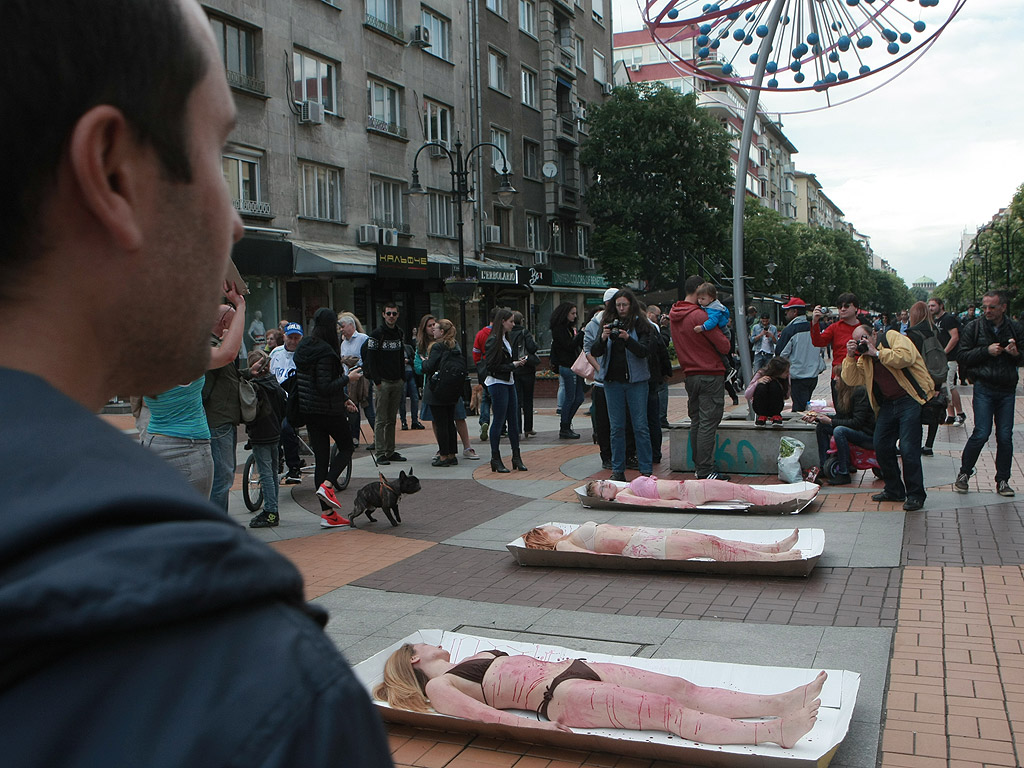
[665, 531, 803, 562]
[548, 680, 820, 748]
[456, 418, 471, 451]
[666, 479, 813, 507]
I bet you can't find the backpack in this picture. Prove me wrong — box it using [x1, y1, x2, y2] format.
[239, 377, 259, 423]
[281, 370, 305, 428]
[429, 347, 467, 404]
[908, 325, 949, 389]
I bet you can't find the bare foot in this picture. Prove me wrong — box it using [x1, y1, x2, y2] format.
[775, 671, 827, 714]
[778, 699, 820, 748]
[768, 529, 799, 553]
[773, 549, 804, 561]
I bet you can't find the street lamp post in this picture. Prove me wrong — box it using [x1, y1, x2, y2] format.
[408, 134, 516, 367]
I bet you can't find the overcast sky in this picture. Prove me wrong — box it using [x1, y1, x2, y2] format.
[611, 0, 1024, 288]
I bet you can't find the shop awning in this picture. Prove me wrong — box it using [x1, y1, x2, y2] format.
[292, 240, 377, 275]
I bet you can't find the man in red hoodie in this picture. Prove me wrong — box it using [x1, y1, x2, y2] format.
[811, 291, 861, 404]
[669, 274, 732, 480]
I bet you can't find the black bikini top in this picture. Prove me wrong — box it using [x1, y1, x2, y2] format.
[445, 650, 508, 685]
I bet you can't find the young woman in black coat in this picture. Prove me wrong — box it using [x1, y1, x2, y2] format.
[549, 301, 585, 439]
[485, 308, 528, 473]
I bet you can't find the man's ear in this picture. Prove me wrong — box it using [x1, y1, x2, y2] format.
[67, 105, 149, 251]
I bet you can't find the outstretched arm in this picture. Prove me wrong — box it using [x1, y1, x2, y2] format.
[425, 679, 570, 732]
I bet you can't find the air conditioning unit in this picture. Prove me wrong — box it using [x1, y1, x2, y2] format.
[300, 100, 325, 125]
[428, 143, 448, 159]
[533, 250, 548, 265]
[581, 256, 596, 270]
[410, 25, 431, 46]
[484, 225, 502, 244]
[379, 228, 400, 247]
[357, 224, 380, 245]
[630, 62, 641, 72]
[602, 82, 614, 95]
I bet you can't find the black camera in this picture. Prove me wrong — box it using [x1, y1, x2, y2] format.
[608, 318, 624, 331]
[856, 340, 870, 355]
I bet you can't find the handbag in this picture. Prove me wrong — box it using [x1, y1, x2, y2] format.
[239, 377, 259, 423]
[570, 350, 595, 379]
[348, 373, 370, 407]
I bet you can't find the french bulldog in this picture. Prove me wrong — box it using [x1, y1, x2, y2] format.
[350, 469, 421, 527]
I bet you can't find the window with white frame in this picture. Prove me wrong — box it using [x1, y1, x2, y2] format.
[223, 151, 269, 216]
[592, 0, 604, 22]
[367, 0, 398, 28]
[521, 67, 537, 108]
[370, 176, 405, 229]
[577, 225, 590, 257]
[299, 162, 342, 222]
[492, 206, 512, 246]
[210, 16, 261, 91]
[423, 99, 451, 147]
[490, 127, 510, 171]
[551, 222, 563, 254]
[486, 0, 505, 17]
[518, 0, 535, 35]
[593, 50, 606, 83]
[522, 139, 539, 179]
[526, 213, 542, 250]
[488, 49, 507, 92]
[427, 190, 455, 237]
[575, 36, 586, 70]
[420, 8, 451, 60]
[576, 98, 588, 133]
[367, 78, 403, 136]
[293, 50, 336, 112]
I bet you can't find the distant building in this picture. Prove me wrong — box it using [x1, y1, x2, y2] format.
[912, 276, 937, 293]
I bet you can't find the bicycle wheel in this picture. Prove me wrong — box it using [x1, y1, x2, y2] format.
[243, 453, 264, 512]
[331, 444, 353, 491]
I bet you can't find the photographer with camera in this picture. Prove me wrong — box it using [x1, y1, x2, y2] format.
[840, 321, 934, 511]
[811, 292, 863, 404]
[953, 291, 1024, 497]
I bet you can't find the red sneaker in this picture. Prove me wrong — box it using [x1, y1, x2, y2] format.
[320, 511, 352, 528]
[755, 415, 768, 427]
[316, 483, 343, 510]
[771, 415, 784, 426]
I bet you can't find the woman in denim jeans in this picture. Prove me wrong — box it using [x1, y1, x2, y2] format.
[549, 302, 585, 439]
[143, 378, 214, 497]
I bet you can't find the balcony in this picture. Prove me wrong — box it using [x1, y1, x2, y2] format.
[556, 113, 577, 143]
[367, 116, 408, 139]
[364, 13, 405, 41]
[696, 90, 743, 120]
[555, 48, 576, 78]
[225, 69, 266, 95]
[370, 217, 412, 235]
[558, 185, 580, 210]
[233, 198, 272, 218]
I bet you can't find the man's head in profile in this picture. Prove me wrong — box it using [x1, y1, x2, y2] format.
[1, 0, 243, 407]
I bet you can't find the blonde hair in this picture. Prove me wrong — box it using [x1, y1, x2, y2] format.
[522, 527, 559, 550]
[695, 282, 718, 300]
[428, 318, 457, 353]
[373, 644, 433, 713]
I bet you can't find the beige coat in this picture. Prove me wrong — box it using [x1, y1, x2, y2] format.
[840, 330, 935, 414]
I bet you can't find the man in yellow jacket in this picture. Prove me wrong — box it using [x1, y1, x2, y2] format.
[841, 322, 935, 511]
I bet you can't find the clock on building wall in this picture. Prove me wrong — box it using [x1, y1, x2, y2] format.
[541, 161, 558, 179]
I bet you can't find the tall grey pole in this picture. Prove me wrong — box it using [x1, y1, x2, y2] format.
[732, 0, 785, 385]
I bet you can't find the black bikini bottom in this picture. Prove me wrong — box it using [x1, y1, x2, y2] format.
[538, 659, 601, 720]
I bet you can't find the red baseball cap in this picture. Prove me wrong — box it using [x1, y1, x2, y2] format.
[782, 297, 807, 309]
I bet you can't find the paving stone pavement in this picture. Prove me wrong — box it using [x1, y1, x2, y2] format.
[104, 377, 1024, 767]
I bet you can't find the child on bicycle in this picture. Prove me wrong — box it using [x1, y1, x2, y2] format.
[245, 349, 287, 527]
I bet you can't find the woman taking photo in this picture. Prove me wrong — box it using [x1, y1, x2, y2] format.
[484, 308, 528, 473]
[422, 318, 462, 467]
[590, 289, 652, 481]
[549, 302, 585, 440]
[293, 307, 359, 528]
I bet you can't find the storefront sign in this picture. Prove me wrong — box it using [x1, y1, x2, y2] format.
[476, 266, 518, 284]
[377, 245, 428, 279]
[551, 271, 607, 289]
[526, 267, 549, 287]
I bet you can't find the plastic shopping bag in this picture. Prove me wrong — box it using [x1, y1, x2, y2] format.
[778, 436, 804, 484]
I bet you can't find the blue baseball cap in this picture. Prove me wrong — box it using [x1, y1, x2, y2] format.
[284, 322, 303, 337]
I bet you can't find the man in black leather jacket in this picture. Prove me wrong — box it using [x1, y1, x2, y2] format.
[953, 291, 1024, 497]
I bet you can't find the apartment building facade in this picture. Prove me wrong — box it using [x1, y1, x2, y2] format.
[208, 0, 613, 343]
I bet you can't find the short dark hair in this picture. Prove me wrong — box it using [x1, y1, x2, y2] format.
[384, 301, 399, 311]
[3, 0, 207, 281]
[930, 297, 944, 308]
[983, 290, 1007, 307]
[684, 274, 703, 295]
[837, 292, 859, 308]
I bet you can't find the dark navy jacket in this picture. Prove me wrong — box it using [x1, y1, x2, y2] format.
[0, 369, 393, 768]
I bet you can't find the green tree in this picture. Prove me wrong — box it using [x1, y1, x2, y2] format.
[580, 83, 733, 290]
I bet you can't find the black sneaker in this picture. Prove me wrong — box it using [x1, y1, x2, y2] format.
[997, 480, 1015, 497]
[609, 472, 627, 482]
[376, 456, 390, 465]
[401, 422, 408, 431]
[283, 468, 302, 485]
[829, 472, 851, 486]
[955, 413, 967, 425]
[601, 460, 612, 470]
[871, 491, 906, 503]
[412, 422, 426, 430]
[903, 498, 924, 512]
[944, 415, 955, 425]
[559, 428, 580, 439]
[921, 447, 934, 457]
[249, 511, 279, 528]
[698, 472, 731, 481]
[387, 452, 407, 462]
[953, 471, 970, 493]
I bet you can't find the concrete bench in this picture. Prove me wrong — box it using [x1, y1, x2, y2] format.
[668, 420, 819, 475]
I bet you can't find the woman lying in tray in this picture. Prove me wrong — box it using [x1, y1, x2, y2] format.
[375, 643, 826, 748]
[584, 476, 814, 509]
[523, 523, 803, 562]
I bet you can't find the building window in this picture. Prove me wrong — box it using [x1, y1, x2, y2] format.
[577, 225, 590, 257]
[575, 36, 586, 70]
[518, 0, 536, 35]
[493, 206, 512, 246]
[490, 127, 510, 171]
[223, 151, 270, 217]
[576, 99, 588, 134]
[427, 191, 455, 237]
[551, 222, 564, 254]
[486, 0, 505, 17]
[367, 0, 398, 28]
[299, 162, 342, 222]
[522, 139, 539, 179]
[293, 50, 336, 113]
[526, 213, 542, 250]
[370, 177, 405, 230]
[488, 49, 508, 92]
[593, 50, 606, 83]
[420, 7, 451, 60]
[209, 16, 262, 92]
[367, 78, 405, 137]
[423, 99, 451, 147]
[592, 0, 604, 23]
[521, 67, 538, 108]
